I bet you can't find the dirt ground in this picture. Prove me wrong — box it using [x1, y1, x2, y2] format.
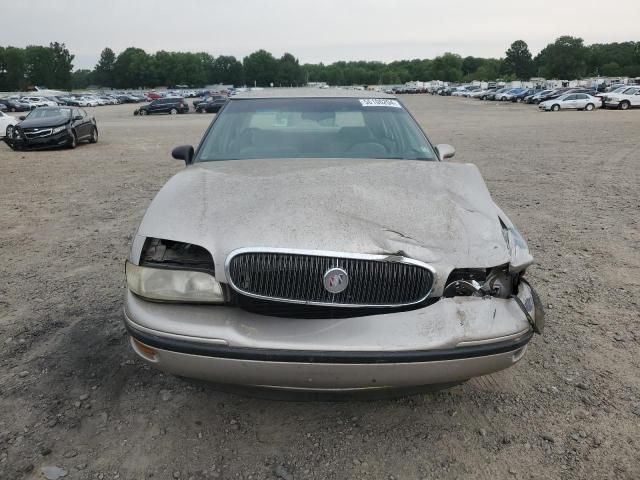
[0, 96, 638, 480]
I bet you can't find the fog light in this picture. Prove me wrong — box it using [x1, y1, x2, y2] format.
[131, 337, 157, 361]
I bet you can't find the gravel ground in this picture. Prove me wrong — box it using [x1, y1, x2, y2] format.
[0, 96, 638, 480]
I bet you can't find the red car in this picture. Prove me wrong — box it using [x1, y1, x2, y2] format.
[146, 91, 163, 100]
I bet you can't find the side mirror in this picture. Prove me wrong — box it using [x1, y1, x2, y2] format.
[19, 115, 26, 121]
[73, 115, 83, 121]
[172, 145, 195, 165]
[435, 144, 456, 161]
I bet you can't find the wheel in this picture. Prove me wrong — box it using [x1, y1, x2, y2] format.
[89, 127, 98, 143]
[5, 125, 12, 137]
[68, 131, 78, 149]
[533, 99, 540, 104]
[170, 108, 178, 115]
[516, 98, 522, 103]
[139, 109, 147, 116]
[11, 107, 16, 112]
[551, 104, 560, 112]
[585, 103, 594, 111]
[620, 101, 630, 110]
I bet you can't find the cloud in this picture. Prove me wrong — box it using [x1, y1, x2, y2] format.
[3, 0, 639, 69]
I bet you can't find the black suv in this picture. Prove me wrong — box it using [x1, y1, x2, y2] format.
[195, 97, 227, 113]
[136, 97, 189, 115]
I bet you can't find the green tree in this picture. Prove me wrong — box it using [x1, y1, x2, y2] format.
[535, 36, 588, 79]
[431, 53, 463, 82]
[49, 42, 74, 89]
[24, 45, 55, 87]
[94, 47, 116, 86]
[243, 50, 278, 87]
[210, 55, 244, 86]
[504, 40, 534, 80]
[71, 69, 94, 89]
[276, 53, 303, 86]
[0, 47, 26, 91]
[113, 47, 155, 88]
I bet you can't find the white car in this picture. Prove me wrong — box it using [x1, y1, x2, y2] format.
[603, 86, 640, 110]
[0, 111, 18, 137]
[79, 96, 100, 107]
[20, 96, 57, 108]
[451, 87, 471, 97]
[539, 93, 601, 111]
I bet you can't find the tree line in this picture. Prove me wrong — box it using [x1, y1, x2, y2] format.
[1, 37, 639, 91]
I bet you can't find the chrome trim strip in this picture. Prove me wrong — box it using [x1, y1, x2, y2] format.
[124, 311, 229, 346]
[456, 329, 531, 347]
[224, 247, 436, 308]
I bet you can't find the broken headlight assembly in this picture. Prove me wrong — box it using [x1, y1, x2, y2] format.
[125, 238, 225, 303]
[444, 266, 544, 334]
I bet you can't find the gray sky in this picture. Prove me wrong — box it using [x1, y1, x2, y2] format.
[3, 0, 639, 69]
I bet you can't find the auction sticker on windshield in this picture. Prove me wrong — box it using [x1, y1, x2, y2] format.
[359, 99, 402, 108]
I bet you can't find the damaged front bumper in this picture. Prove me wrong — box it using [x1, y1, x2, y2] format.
[3, 129, 72, 150]
[123, 279, 543, 391]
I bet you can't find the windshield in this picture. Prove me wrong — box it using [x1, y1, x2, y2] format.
[196, 97, 437, 162]
[26, 107, 71, 119]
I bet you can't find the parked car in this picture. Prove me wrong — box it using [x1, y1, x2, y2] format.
[538, 93, 601, 111]
[603, 86, 640, 110]
[123, 89, 544, 392]
[525, 90, 552, 104]
[0, 98, 32, 112]
[136, 97, 189, 115]
[0, 111, 18, 137]
[195, 97, 227, 113]
[0, 103, 6, 112]
[470, 88, 496, 99]
[510, 89, 537, 102]
[3, 106, 98, 150]
[496, 88, 525, 101]
[193, 95, 225, 110]
[535, 88, 572, 104]
[20, 96, 58, 108]
[485, 87, 508, 101]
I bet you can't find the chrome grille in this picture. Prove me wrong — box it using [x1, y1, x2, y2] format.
[23, 128, 52, 138]
[226, 249, 434, 307]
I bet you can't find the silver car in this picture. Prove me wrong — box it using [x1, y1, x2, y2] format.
[124, 89, 544, 392]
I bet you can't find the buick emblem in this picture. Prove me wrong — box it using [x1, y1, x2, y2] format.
[323, 267, 349, 294]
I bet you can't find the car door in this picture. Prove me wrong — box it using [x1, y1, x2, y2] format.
[574, 94, 588, 109]
[73, 108, 90, 138]
[149, 100, 161, 114]
[562, 94, 577, 109]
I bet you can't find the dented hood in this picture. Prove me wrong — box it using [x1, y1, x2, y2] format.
[136, 159, 511, 286]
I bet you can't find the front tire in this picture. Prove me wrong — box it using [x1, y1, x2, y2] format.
[68, 131, 78, 149]
[170, 108, 178, 115]
[585, 103, 594, 111]
[620, 101, 630, 110]
[139, 109, 147, 116]
[551, 104, 560, 112]
[89, 127, 98, 143]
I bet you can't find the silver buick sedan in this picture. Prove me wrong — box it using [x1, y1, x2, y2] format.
[124, 89, 543, 392]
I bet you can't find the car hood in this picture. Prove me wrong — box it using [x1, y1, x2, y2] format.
[18, 116, 69, 128]
[135, 159, 512, 283]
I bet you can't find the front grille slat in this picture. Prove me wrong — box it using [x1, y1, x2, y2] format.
[228, 250, 434, 307]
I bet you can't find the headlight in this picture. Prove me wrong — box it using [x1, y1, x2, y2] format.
[52, 126, 67, 134]
[125, 261, 225, 303]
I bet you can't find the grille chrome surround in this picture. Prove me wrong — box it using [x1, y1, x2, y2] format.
[23, 128, 53, 138]
[225, 248, 436, 308]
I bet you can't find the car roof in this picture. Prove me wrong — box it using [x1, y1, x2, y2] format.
[232, 88, 396, 99]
